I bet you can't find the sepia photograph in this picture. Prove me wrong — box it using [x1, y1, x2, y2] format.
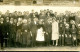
[0, 0, 80, 51]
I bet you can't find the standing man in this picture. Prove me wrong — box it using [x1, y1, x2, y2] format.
[9, 18, 15, 47]
[0, 17, 4, 49]
[44, 18, 52, 46]
[31, 17, 38, 47]
[22, 19, 28, 47]
[59, 20, 64, 46]
[4, 17, 10, 47]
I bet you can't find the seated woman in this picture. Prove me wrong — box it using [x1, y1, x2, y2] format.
[64, 24, 72, 46]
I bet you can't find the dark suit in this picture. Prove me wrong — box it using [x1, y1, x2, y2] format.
[31, 21, 38, 47]
[69, 16, 75, 22]
[64, 28, 72, 45]
[22, 24, 28, 46]
[22, 23, 31, 47]
[39, 15, 46, 20]
[0, 23, 4, 48]
[27, 23, 32, 47]
[59, 22, 64, 46]
[23, 14, 30, 19]
[3, 21, 10, 47]
[44, 21, 52, 46]
[70, 28, 77, 46]
[9, 23, 16, 47]
[16, 23, 22, 47]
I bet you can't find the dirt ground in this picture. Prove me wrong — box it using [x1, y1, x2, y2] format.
[0, 46, 80, 51]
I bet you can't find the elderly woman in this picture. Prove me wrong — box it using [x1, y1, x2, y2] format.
[52, 18, 59, 46]
[22, 19, 31, 47]
[64, 24, 72, 46]
[16, 18, 23, 47]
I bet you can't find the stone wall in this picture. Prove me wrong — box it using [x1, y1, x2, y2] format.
[0, 0, 80, 6]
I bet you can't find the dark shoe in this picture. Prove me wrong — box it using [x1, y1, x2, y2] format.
[1, 47, 4, 50]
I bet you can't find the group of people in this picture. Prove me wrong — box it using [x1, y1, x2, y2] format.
[0, 9, 80, 49]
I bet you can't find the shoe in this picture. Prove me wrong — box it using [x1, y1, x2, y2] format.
[62, 45, 64, 46]
[73, 44, 75, 46]
[1, 47, 4, 50]
[55, 44, 58, 46]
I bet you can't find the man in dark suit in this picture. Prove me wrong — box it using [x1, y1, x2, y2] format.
[16, 18, 23, 47]
[9, 17, 15, 47]
[31, 17, 38, 47]
[44, 18, 52, 46]
[59, 20, 64, 46]
[0, 17, 4, 49]
[3, 17, 10, 47]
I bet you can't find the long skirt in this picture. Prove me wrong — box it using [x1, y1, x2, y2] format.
[26, 32, 32, 46]
[22, 32, 27, 45]
[65, 34, 72, 44]
[16, 30, 22, 44]
[77, 33, 80, 40]
[52, 32, 59, 40]
[72, 34, 77, 41]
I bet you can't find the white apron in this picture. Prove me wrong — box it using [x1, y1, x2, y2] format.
[36, 27, 45, 41]
[52, 21, 59, 40]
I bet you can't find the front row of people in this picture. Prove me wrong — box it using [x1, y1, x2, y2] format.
[0, 17, 79, 49]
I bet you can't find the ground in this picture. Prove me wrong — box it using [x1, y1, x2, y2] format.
[0, 46, 80, 51]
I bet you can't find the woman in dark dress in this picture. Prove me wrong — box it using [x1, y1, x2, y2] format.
[22, 19, 31, 47]
[59, 20, 64, 46]
[64, 24, 72, 46]
[0, 17, 4, 49]
[9, 18, 15, 47]
[70, 25, 77, 46]
[16, 18, 23, 47]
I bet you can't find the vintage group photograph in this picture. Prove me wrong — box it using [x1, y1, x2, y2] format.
[0, 0, 80, 51]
